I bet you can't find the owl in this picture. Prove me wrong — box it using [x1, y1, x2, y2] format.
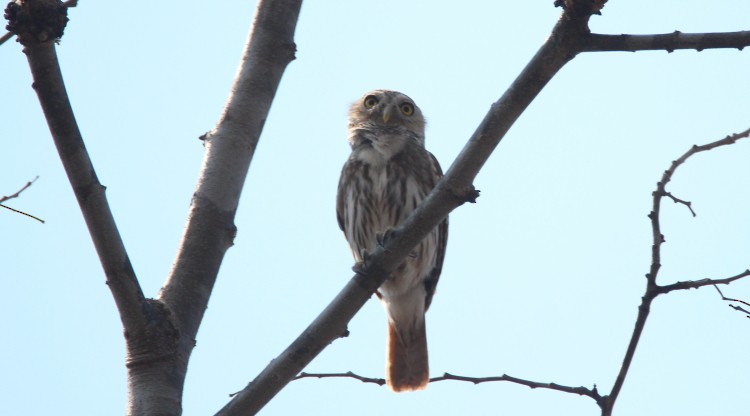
[336, 90, 448, 392]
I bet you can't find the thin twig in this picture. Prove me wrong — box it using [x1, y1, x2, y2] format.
[714, 285, 750, 317]
[583, 30, 750, 53]
[663, 192, 696, 217]
[294, 372, 386, 387]
[0, 204, 45, 223]
[293, 371, 604, 404]
[1, 177, 44, 223]
[657, 270, 750, 295]
[0, 176, 38, 203]
[432, 373, 604, 403]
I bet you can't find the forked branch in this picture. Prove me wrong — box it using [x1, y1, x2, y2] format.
[603, 127, 750, 416]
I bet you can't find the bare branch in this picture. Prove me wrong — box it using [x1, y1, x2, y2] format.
[1, 176, 45, 223]
[0, 176, 38, 204]
[657, 270, 750, 295]
[0, 203, 45, 223]
[606, 127, 750, 415]
[583, 30, 750, 53]
[663, 192, 696, 217]
[294, 372, 386, 387]
[293, 371, 604, 404]
[13, 0, 146, 331]
[432, 373, 604, 403]
[714, 285, 750, 317]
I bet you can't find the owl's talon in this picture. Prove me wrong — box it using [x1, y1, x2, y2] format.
[352, 250, 371, 274]
[352, 262, 365, 274]
[376, 228, 398, 248]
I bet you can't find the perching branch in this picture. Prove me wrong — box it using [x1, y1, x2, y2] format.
[583, 30, 750, 53]
[219, 5, 595, 416]
[1, 176, 44, 223]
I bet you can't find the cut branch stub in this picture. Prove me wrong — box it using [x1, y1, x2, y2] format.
[4, 0, 68, 45]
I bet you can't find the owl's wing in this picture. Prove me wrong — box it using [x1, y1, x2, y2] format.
[336, 157, 355, 233]
[423, 151, 448, 311]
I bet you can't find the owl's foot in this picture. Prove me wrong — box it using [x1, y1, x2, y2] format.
[376, 228, 397, 249]
[352, 250, 371, 274]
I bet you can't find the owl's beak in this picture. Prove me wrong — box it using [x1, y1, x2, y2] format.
[382, 105, 394, 124]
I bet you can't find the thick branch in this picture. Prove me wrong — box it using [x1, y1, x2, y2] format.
[583, 30, 750, 53]
[217, 10, 592, 416]
[1, 0, 77, 46]
[17, 4, 146, 334]
[120, 0, 301, 414]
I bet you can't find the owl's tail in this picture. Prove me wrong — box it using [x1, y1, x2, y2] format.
[386, 318, 429, 392]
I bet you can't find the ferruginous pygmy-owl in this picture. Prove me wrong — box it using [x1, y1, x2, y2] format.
[336, 90, 448, 392]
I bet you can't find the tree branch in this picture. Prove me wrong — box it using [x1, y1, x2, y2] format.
[1, 0, 77, 46]
[1, 176, 45, 223]
[433, 373, 604, 403]
[9, 0, 146, 334]
[604, 127, 750, 415]
[294, 372, 386, 387]
[583, 30, 750, 53]
[217, 7, 595, 416]
[294, 371, 604, 404]
[657, 270, 750, 295]
[0, 176, 38, 204]
[663, 192, 696, 217]
[714, 285, 750, 317]
[103, 0, 300, 414]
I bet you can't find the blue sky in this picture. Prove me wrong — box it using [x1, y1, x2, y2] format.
[2, 1, 749, 415]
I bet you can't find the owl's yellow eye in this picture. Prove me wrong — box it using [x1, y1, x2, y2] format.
[400, 102, 415, 116]
[364, 95, 379, 108]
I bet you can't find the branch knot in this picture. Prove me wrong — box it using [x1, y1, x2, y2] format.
[4, 0, 68, 45]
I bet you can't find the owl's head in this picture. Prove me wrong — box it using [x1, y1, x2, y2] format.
[348, 90, 426, 137]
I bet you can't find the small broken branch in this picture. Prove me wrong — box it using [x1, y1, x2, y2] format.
[663, 192, 696, 217]
[1, 176, 44, 223]
[714, 285, 750, 317]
